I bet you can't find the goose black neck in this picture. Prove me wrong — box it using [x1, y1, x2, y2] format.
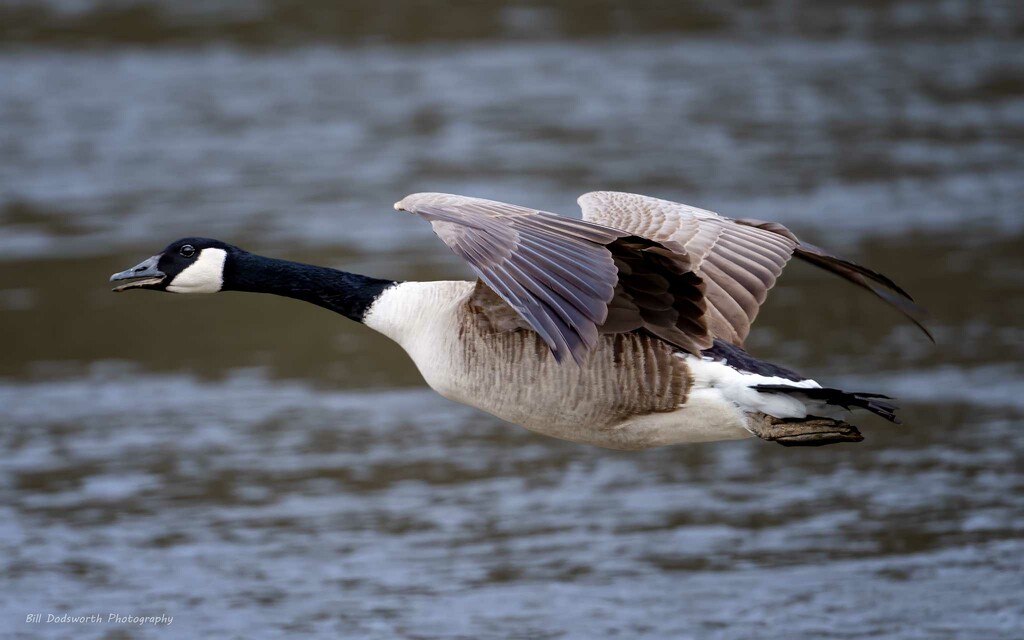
[225, 252, 396, 323]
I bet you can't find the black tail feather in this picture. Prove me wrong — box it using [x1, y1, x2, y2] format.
[753, 385, 901, 424]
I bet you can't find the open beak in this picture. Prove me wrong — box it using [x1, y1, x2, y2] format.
[110, 255, 166, 292]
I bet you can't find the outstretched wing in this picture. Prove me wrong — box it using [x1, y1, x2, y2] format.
[394, 192, 711, 364]
[578, 191, 932, 345]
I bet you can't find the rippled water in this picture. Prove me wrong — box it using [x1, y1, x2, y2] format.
[2, 2, 1023, 638]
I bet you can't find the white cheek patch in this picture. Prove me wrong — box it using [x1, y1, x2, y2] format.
[166, 248, 227, 294]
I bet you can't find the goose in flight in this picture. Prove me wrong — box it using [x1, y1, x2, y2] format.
[110, 192, 931, 448]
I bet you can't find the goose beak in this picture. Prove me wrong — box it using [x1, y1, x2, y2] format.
[110, 255, 166, 292]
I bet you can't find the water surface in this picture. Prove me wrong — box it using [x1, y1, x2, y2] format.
[1, 2, 1022, 638]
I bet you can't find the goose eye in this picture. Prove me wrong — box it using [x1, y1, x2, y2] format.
[179, 244, 195, 258]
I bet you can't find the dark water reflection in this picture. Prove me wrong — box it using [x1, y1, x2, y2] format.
[2, 2, 1023, 638]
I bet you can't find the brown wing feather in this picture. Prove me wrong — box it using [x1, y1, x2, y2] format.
[579, 191, 931, 345]
[606, 236, 709, 355]
[395, 193, 712, 364]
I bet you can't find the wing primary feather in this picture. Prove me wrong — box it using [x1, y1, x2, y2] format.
[797, 243, 913, 299]
[508, 245, 610, 322]
[794, 246, 933, 342]
[488, 263, 594, 364]
[516, 240, 615, 298]
[733, 218, 933, 341]
[500, 258, 600, 346]
[516, 231, 615, 271]
[525, 214, 622, 244]
[478, 265, 572, 361]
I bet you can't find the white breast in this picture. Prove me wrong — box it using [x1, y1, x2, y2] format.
[362, 280, 475, 383]
[364, 280, 498, 413]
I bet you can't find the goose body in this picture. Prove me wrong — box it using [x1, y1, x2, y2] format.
[110, 191, 930, 449]
[364, 280, 811, 448]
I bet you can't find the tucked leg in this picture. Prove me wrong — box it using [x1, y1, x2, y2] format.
[747, 414, 864, 447]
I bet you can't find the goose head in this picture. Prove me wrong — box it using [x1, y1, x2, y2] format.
[110, 238, 235, 294]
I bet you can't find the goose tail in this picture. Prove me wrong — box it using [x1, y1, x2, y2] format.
[752, 385, 901, 424]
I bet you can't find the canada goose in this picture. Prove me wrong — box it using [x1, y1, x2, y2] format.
[110, 192, 931, 449]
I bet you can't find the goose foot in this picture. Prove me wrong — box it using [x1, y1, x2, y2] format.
[747, 414, 864, 447]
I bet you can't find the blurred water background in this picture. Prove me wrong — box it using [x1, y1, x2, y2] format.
[2, 1, 1023, 638]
